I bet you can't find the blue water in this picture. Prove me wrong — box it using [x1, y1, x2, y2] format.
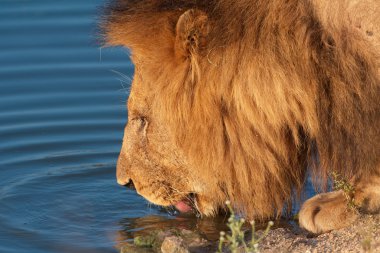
[0, 1, 221, 252]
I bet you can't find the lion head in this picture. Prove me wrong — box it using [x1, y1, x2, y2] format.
[103, 0, 380, 225]
[108, 5, 224, 215]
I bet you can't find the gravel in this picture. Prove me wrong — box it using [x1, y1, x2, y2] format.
[120, 213, 380, 253]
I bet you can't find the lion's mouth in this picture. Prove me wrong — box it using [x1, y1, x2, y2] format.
[174, 193, 197, 213]
[174, 201, 193, 213]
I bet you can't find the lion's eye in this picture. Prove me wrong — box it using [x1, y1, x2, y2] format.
[132, 116, 147, 132]
[139, 117, 147, 128]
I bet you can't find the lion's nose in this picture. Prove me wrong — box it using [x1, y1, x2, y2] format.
[117, 177, 127, 186]
[117, 177, 135, 189]
[116, 151, 132, 186]
[117, 175, 131, 186]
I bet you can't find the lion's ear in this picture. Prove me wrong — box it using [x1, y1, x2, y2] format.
[175, 9, 209, 58]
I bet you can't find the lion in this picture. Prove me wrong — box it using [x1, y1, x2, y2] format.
[102, 0, 380, 234]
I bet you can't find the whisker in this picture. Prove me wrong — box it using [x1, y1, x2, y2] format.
[111, 69, 132, 82]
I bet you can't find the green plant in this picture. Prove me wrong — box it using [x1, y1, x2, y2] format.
[331, 172, 358, 211]
[217, 201, 273, 253]
[361, 234, 372, 253]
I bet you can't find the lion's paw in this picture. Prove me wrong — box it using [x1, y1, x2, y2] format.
[299, 191, 358, 234]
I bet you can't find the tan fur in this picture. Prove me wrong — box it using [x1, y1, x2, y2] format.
[103, 0, 380, 232]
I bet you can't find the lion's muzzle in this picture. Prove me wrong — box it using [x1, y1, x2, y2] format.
[116, 151, 131, 186]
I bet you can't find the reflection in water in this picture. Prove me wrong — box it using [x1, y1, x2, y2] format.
[113, 211, 291, 251]
[114, 213, 230, 252]
[117, 214, 229, 243]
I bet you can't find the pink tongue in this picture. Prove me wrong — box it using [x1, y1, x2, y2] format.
[175, 201, 192, 213]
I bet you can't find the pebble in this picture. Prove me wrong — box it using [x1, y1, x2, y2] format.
[161, 236, 189, 253]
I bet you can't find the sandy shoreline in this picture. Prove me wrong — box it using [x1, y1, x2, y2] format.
[260, 213, 380, 253]
[120, 213, 380, 253]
